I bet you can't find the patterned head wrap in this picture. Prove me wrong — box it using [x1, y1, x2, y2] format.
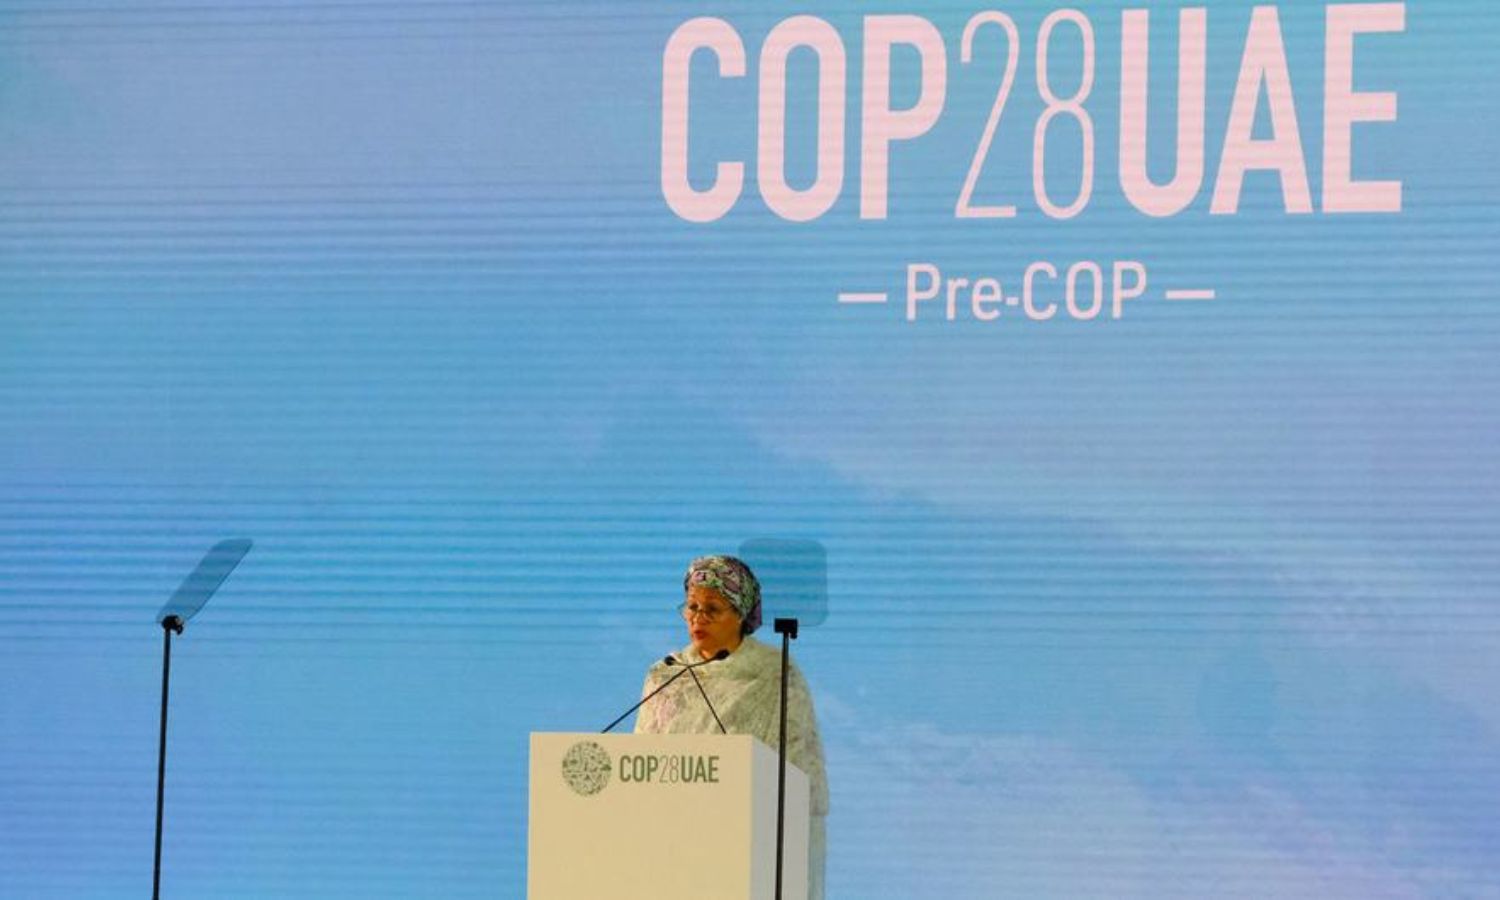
[684, 555, 762, 634]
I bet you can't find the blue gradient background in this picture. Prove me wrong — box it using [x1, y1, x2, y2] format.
[1, 1, 1496, 896]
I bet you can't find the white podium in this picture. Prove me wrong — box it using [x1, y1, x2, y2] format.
[528, 733, 809, 900]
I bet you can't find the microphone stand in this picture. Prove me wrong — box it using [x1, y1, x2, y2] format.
[684, 665, 727, 734]
[773, 617, 798, 900]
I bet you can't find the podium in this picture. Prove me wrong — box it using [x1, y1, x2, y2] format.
[529, 733, 809, 900]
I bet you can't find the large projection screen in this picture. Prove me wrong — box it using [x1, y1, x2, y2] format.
[2, 2, 1496, 896]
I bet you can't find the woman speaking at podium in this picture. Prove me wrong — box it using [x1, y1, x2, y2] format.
[634, 555, 829, 899]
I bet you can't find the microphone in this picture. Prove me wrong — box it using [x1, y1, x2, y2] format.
[600, 649, 728, 734]
[666, 649, 730, 666]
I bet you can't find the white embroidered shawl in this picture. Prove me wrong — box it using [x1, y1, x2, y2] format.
[633, 635, 829, 816]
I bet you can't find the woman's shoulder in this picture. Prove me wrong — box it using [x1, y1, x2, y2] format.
[733, 635, 810, 678]
[642, 651, 681, 683]
[734, 635, 779, 665]
[643, 636, 803, 676]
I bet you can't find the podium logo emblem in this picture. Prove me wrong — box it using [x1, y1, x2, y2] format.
[561, 741, 613, 796]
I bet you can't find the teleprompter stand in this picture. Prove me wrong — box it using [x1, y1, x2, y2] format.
[151, 538, 252, 899]
[773, 616, 799, 900]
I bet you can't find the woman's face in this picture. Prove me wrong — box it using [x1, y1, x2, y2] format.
[683, 584, 743, 658]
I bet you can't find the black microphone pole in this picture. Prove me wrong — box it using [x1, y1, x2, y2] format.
[601, 657, 690, 734]
[151, 538, 252, 900]
[773, 617, 798, 900]
[683, 664, 727, 734]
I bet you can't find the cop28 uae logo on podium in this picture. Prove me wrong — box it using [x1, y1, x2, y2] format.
[561, 741, 613, 796]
